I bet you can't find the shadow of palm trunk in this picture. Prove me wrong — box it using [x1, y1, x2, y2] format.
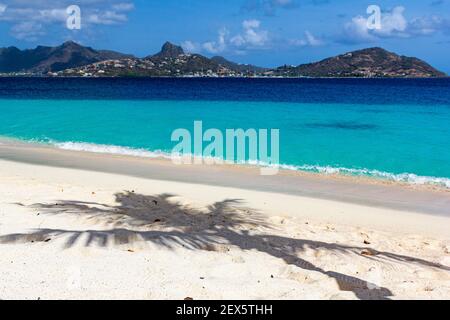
[2, 191, 448, 299]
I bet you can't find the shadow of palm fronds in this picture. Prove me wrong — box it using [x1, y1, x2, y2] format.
[20, 192, 266, 232]
[2, 191, 448, 300]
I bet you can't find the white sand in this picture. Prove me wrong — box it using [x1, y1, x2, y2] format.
[0, 158, 449, 300]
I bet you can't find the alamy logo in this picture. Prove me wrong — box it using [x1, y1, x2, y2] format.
[366, 5, 382, 30]
[66, 5, 81, 30]
[171, 121, 280, 175]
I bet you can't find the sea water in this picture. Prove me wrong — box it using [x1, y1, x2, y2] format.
[0, 77, 449, 188]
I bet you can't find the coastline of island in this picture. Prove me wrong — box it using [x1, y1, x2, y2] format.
[1, 41, 447, 78]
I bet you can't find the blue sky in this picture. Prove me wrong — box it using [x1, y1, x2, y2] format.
[1, 0, 450, 72]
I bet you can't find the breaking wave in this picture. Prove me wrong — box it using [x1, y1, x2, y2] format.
[51, 140, 450, 189]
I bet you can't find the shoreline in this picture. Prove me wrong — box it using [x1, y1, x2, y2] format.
[1, 141, 449, 299]
[1, 75, 449, 79]
[2, 136, 450, 193]
[1, 137, 449, 219]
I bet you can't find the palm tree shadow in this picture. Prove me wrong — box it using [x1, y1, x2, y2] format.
[2, 191, 448, 300]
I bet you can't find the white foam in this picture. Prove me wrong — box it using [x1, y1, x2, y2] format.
[51, 141, 450, 189]
[54, 141, 172, 159]
[293, 164, 450, 189]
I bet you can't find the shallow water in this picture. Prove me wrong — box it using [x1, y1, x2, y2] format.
[0, 77, 449, 188]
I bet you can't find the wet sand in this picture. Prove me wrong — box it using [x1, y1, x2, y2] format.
[1, 140, 449, 217]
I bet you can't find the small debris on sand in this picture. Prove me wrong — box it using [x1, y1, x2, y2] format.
[361, 249, 377, 256]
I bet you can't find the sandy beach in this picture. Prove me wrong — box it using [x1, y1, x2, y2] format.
[0, 142, 449, 300]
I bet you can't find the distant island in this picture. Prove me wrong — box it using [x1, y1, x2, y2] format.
[0, 41, 446, 78]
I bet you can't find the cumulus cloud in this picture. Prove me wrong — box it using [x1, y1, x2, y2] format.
[87, 10, 128, 25]
[340, 16, 375, 43]
[230, 19, 269, 48]
[181, 40, 199, 53]
[186, 18, 325, 55]
[409, 15, 450, 36]
[0, 0, 135, 41]
[339, 6, 450, 44]
[185, 19, 271, 55]
[340, 6, 408, 43]
[203, 28, 229, 53]
[375, 6, 408, 37]
[11, 20, 45, 41]
[290, 31, 323, 46]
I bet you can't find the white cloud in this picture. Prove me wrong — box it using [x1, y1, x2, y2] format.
[341, 16, 376, 43]
[291, 31, 323, 46]
[38, 8, 68, 22]
[184, 19, 271, 55]
[305, 31, 323, 46]
[342, 6, 408, 43]
[11, 21, 45, 41]
[242, 19, 260, 29]
[375, 6, 408, 37]
[230, 19, 269, 48]
[184, 18, 325, 56]
[181, 40, 199, 53]
[339, 6, 450, 44]
[87, 10, 128, 25]
[203, 28, 228, 53]
[409, 15, 450, 36]
[0, 0, 135, 41]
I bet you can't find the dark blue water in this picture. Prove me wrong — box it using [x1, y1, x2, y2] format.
[1, 77, 450, 105]
[0, 77, 449, 187]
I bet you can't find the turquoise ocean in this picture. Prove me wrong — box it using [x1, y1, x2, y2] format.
[0, 77, 449, 188]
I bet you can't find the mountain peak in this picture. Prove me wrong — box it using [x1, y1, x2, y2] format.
[290, 47, 446, 78]
[0, 41, 445, 78]
[360, 47, 387, 52]
[61, 40, 81, 48]
[154, 41, 184, 59]
[0, 41, 130, 73]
